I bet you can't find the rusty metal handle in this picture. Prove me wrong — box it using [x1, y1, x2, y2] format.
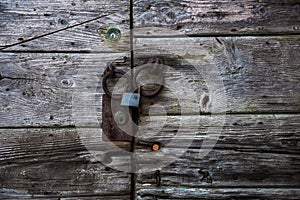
[133, 58, 164, 97]
[102, 65, 129, 99]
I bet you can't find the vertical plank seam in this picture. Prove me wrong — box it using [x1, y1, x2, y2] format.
[130, 0, 137, 199]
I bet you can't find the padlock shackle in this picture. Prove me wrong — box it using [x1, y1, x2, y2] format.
[102, 67, 129, 99]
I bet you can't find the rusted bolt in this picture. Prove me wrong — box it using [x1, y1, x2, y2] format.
[114, 111, 127, 126]
[152, 143, 160, 151]
[105, 27, 121, 43]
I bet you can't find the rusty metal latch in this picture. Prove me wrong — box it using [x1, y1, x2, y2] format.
[101, 58, 164, 142]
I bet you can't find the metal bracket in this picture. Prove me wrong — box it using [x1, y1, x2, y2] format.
[102, 94, 133, 142]
[101, 58, 164, 142]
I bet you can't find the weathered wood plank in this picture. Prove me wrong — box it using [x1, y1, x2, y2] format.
[0, 53, 129, 127]
[0, 0, 129, 52]
[0, 128, 131, 198]
[135, 36, 300, 115]
[0, 195, 130, 199]
[138, 114, 300, 153]
[137, 188, 300, 200]
[135, 114, 300, 187]
[137, 149, 300, 186]
[134, 0, 300, 36]
[62, 197, 130, 200]
[1, 36, 299, 127]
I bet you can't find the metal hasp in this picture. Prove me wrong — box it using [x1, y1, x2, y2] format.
[102, 94, 133, 142]
[101, 58, 165, 142]
[101, 63, 133, 142]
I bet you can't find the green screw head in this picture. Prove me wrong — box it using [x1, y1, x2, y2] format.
[105, 27, 121, 43]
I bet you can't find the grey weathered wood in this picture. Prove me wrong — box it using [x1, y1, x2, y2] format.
[0, 53, 129, 127]
[136, 149, 300, 186]
[0, 0, 130, 52]
[138, 114, 300, 153]
[62, 197, 130, 200]
[0, 196, 130, 199]
[1, 36, 300, 127]
[2, 0, 299, 199]
[137, 149, 300, 186]
[134, 0, 300, 36]
[0, 128, 131, 198]
[137, 188, 300, 200]
[135, 36, 300, 115]
[135, 114, 300, 187]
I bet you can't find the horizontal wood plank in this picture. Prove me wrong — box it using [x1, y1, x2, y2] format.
[135, 114, 300, 187]
[0, 36, 299, 127]
[0, 196, 130, 199]
[0, 128, 131, 198]
[0, 53, 129, 127]
[135, 36, 300, 115]
[134, 0, 300, 36]
[137, 149, 300, 186]
[62, 197, 130, 200]
[137, 188, 300, 200]
[0, 119, 298, 195]
[0, 0, 129, 52]
[137, 114, 300, 153]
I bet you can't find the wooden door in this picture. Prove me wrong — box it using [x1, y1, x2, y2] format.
[1, 0, 300, 199]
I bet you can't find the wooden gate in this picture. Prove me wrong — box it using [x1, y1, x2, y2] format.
[1, 0, 300, 199]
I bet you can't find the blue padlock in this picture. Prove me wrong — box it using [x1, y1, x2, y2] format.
[121, 93, 140, 107]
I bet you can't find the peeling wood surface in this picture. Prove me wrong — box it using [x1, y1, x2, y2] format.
[134, 0, 300, 36]
[0, 128, 131, 198]
[0, 0, 130, 52]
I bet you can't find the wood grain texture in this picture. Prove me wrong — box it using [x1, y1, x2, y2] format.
[1, 196, 130, 200]
[0, 128, 131, 198]
[1, 36, 300, 127]
[137, 114, 300, 153]
[0, 53, 130, 127]
[0, 0, 130, 52]
[2, 0, 299, 199]
[136, 149, 300, 186]
[134, 36, 300, 115]
[137, 188, 300, 200]
[134, 0, 300, 36]
[135, 114, 300, 187]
